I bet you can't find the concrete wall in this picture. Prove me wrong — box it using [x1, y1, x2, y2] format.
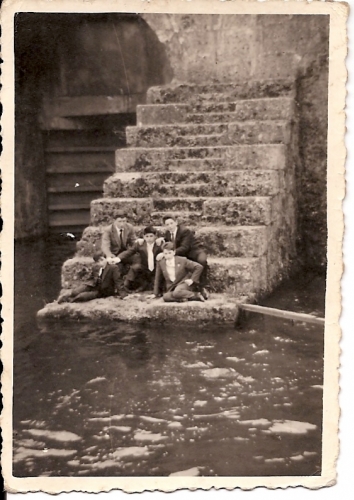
[14, 13, 172, 239]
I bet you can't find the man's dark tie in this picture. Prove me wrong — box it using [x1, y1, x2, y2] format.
[119, 229, 123, 246]
[171, 231, 175, 243]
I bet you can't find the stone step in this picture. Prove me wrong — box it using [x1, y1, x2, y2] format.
[37, 294, 240, 326]
[61, 255, 266, 295]
[126, 122, 227, 147]
[76, 225, 268, 258]
[116, 144, 287, 172]
[137, 97, 294, 125]
[126, 121, 289, 148]
[146, 80, 295, 104]
[103, 170, 280, 198]
[90, 196, 273, 226]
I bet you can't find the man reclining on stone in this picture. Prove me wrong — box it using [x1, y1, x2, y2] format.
[147, 242, 205, 302]
[118, 226, 163, 292]
[57, 251, 122, 303]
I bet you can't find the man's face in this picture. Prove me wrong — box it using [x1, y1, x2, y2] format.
[144, 233, 157, 244]
[164, 218, 177, 232]
[115, 216, 127, 226]
[97, 256, 107, 266]
[163, 249, 175, 261]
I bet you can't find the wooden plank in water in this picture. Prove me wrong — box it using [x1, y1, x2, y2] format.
[239, 303, 325, 326]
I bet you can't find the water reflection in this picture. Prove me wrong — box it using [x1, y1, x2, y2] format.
[13, 238, 324, 477]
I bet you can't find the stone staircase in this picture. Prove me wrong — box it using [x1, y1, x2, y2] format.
[58, 80, 299, 305]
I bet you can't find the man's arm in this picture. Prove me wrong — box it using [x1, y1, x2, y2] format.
[185, 259, 203, 284]
[175, 228, 192, 256]
[101, 226, 115, 258]
[118, 242, 138, 263]
[153, 262, 163, 297]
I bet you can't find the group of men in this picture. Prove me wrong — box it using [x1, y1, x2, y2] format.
[58, 209, 209, 304]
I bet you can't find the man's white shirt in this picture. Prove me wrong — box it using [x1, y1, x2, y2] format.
[165, 259, 176, 282]
[147, 242, 155, 272]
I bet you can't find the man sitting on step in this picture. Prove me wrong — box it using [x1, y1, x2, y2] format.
[157, 214, 209, 300]
[101, 208, 141, 293]
[118, 226, 163, 292]
[148, 242, 205, 303]
[57, 251, 122, 303]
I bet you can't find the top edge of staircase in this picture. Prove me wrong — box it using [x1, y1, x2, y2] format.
[146, 79, 296, 103]
[116, 143, 287, 153]
[138, 96, 295, 108]
[126, 119, 288, 130]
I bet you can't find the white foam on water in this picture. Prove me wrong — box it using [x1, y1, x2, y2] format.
[113, 446, 151, 459]
[268, 420, 317, 434]
[169, 466, 200, 476]
[26, 429, 81, 442]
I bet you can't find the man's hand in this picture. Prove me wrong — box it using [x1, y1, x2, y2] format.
[155, 237, 164, 246]
[156, 253, 164, 262]
[137, 238, 144, 246]
[184, 279, 193, 286]
[108, 256, 121, 264]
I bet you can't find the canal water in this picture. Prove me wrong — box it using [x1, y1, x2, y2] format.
[13, 237, 325, 477]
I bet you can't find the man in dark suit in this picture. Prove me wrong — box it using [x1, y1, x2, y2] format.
[101, 209, 140, 294]
[150, 242, 205, 302]
[160, 214, 209, 299]
[118, 226, 163, 292]
[57, 251, 122, 302]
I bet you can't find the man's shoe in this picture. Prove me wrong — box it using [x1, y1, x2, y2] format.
[200, 288, 209, 300]
[189, 293, 205, 302]
[135, 283, 147, 293]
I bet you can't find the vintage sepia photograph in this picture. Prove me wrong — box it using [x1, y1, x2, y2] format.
[1, 0, 347, 493]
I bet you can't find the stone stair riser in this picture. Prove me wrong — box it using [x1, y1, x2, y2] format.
[103, 171, 280, 198]
[146, 81, 296, 104]
[61, 256, 265, 295]
[76, 225, 268, 259]
[126, 123, 227, 148]
[115, 145, 287, 172]
[137, 98, 294, 125]
[226, 121, 291, 146]
[126, 121, 290, 148]
[90, 197, 272, 226]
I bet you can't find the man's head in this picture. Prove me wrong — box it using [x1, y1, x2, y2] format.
[93, 250, 107, 266]
[162, 242, 175, 261]
[143, 226, 157, 244]
[114, 209, 128, 226]
[162, 214, 178, 232]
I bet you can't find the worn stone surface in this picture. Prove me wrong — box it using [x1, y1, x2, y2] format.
[146, 80, 295, 104]
[103, 170, 280, 198]
[61, 256, 264, 295]
[203, 197, 272, 226]
[137, 97, 294, 125]
[126, 123, 227, 148]
[226, 121, 290, 146]
[115, 144, 287, 172]
[91, 198, 154, 226]
[90, 196, 273, 227]
[77, 225, 268, 258]
[37, 293, 239, 326]
[126, 121, 290, 148]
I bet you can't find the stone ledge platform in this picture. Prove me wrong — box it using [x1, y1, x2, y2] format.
[37, 293, 241, 326]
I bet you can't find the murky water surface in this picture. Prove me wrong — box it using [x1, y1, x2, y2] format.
[13, 238, 324, 477]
